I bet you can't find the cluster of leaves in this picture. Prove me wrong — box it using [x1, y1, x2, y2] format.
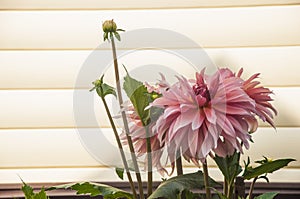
[103, 29, 124, 41]
[21, 182, 49, 199]
[47, 182, 133, 199]
[212, 153, 295, 199]
[46, 171, 217, 199]
[45, 161, 289, 199]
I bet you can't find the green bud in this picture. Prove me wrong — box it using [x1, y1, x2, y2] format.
[93, 79, 102, 87]
[102, 19, 117, 33]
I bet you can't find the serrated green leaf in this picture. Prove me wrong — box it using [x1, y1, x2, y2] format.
[148, 171, 219, 199]
[214, 152, 242, 185]
[243, 158, 295, 180]
[47, 182, 133, 199]
[33, 188, 49, 199]
[21, 182, 49, 199]
[22, 183, 35, 198]
[122, 69, 162, 126]
[254, 192, 278, 199]
[123, 72, 151, 126]
[115, 167, 124, 180]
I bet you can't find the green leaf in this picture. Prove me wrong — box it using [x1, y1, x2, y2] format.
[115, 167, 124, 180]
[254, 192, 278, 199]
[21, 182, 49, 199]
[33, 188, 49, 199]
[148, 171, 219, 199]
[96, 83, 116, 98]
[243, 158, 295, 180]
[103, 32, 108, 41]
[214, 152, 242, 185]
[123, 71, 151, 126]
[21, 182, 35, 198]
[91, 75, 116, 98]
[114, 32, 121, 41]
[47, 182, 133, 198]
[182, 189, 202, 199]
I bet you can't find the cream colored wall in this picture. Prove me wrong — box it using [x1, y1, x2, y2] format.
[0, 1, 300, 183]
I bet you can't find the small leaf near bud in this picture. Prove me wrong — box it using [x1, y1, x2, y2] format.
[90, 75, 116, 98]
[114, 32, 121, 41]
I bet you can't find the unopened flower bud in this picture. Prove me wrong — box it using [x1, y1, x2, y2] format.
[93, 79, 102, 87]
[102, 20, 117, 33]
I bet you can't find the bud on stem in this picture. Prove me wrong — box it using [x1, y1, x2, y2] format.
[102, 19, 124, 41]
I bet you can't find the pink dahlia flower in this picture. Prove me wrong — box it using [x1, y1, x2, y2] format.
[152, 68, 276, 166]
[214, 68, 277, 157]
[237, 68, 277, 128]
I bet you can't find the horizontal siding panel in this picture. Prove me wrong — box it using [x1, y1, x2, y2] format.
[0, 51, 90, 89]
[1, 168, 299, 184]
[0, 47, 300, 89]
[0, 128, 299, 168]
[1, 6, 300, 49]
[0, 129, 99, 167]
[0, 88, 298, 129]
[1, 0, 300, 10]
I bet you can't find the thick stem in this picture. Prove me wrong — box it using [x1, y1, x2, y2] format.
[248, 177, 258, 199]
[102, 97, 137, 198]
[111, 36, 144, 199]
[234, 176, 245, 199]
[223, 177, 228, 196]
[227, 181, 234, 199]
[145, 126, 152, 196]
[202, 160, 212, 199]
[176, 151, 185, 199]
[176, 150, 183, 176]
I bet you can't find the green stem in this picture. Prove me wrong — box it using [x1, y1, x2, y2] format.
[101, 97, 137, 199]
[111, 36, 145, 199]
[145, 126, 152, 196]
[248, 177, 258, 199]
[202, 160, 211, 199]
[227, 181, 234, 199]
[224, 177, 228, 196]
[176, 150, 183, 176]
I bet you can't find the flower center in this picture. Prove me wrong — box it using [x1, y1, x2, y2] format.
[193, 83, 211, 104]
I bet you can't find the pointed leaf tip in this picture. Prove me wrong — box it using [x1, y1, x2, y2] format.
[115, 167, 124, 180]
[243, 158, 295, 180]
